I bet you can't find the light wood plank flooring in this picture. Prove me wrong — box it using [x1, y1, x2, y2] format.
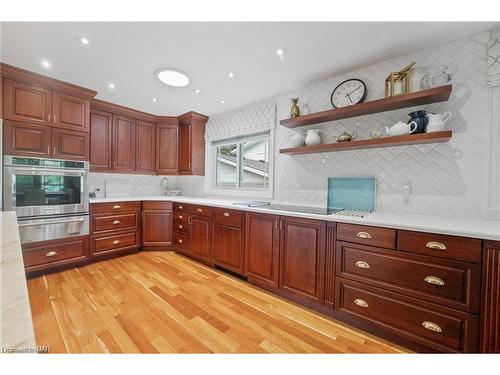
[27, 251, 409, 353]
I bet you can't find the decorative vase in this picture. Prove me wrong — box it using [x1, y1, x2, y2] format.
[305, 129, 321, 146]
[289, 132, 305, 147]
[407, 110, 428, 134]
[290, 98, 300, 118]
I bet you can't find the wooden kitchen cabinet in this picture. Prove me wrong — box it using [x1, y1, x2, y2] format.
[51, 92, 90, 132]
[112, 114, 136, 172]
[279, 216, 326, 306]
[245, 212, 280, 290]
[211, 208, 245, 274]
[90, 109, 113, 171]
[136, 120, 156, 173]
[480, 240, 500, 353]
[177, 112, 208, 175]
[3, 121, 51, 157]
[52, 128, 89, 161]
[141, 201, 173, 249]
[190, 211, 212, 264]
[156, 119, 178, 175]
[3, 79, 52, 125]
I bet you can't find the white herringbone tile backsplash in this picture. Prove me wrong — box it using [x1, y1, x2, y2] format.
[208, 31, 497, 219]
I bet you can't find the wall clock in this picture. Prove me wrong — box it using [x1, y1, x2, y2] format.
[330, 79, 367, 108]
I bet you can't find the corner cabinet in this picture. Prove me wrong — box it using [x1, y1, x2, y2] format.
[90, 109, 113, 170]
[141, 201, 173, 249]
[177, 112, 208, 175]
[156, 118, 178, 175]
[135, 120, 156, 173]
[481, 240, 500, 353]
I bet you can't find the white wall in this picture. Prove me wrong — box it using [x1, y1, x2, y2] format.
[206, 30, 499, 219]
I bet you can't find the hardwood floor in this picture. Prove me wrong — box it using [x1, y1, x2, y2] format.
[27, 251, 409, 353]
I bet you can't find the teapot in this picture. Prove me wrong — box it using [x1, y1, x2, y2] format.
[336, 130, 358, 143]
[426, 111, 452, 133]
[385, 121, 417, 136]
[288, 132, 305, 147]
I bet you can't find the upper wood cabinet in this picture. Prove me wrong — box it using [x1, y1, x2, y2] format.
[52, 92, 90, 132]
[90, 109, 113, 171]
[280, 216, 326, 306]
[112, 114, 136, 172]
[52, 128, 90, 161]
[4, 79, 52, 125]
[177, 112, 208, 175]
[136, 120, 156, 173]
[3, 121, 51, 157]
[156, 120, 178, 175]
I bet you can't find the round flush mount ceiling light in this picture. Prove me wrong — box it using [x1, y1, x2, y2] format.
[155, 68, 190, 87]
[80, 37, 90, 45]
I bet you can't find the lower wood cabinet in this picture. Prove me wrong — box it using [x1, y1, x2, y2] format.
[244, 212, 280, 289]
[480, 240, 500, 353]
[211, 208, 244, 274]
[279, 216, 326, 307]
[190, 213, 211, 264]
[141, 201, 173, 249]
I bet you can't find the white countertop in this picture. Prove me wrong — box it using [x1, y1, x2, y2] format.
[0, 211, 36, 351]
[90, 195, 500, 241]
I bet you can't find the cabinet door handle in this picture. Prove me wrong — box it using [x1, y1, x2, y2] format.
[196, 208, 202, 213]
[188, 216, 193, 224]
[47, 145, 51, 155]
[178, 215, 183, 219]
[424, 276, 445, 286]
[178, 239, 183, 244]
[113, 205, 121, 209]
[113, 240, 120, 245]
[354, 299, 368, 308]
[178, 224, 183, 229]
[223, 212, 230, 217]
[355, 260, 370, 269]
[426, 241, 446, 250]
[356, 231, 372, 239]
[48, 113, 51, 122]
[53, 114, 57, 123]
[112, 220, 121, 225]
[421, 321, 442, 333]
[53, 146, 56, 155]
[45, 251, 58, 257]
[178, 205, 183, 210]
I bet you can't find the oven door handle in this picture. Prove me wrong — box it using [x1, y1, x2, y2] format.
[12, 168, 86, 176]
[18, 217, 86, 227]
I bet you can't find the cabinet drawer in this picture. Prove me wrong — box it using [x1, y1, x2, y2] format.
[336, 278, 479, 352]
[173, 211, 190, 224]
[211, 207, 243, 228]
[190, 205, 211, 217]
[90, 201, 141, 214]
[173, 221, 190, 234]
[92, 213, 139, 233]
[398, 230, 482, 264]
[173, 232, 190, 251]
[337, 223, 396, 249]
[23, 237, 87, 268]
[336, 241, 481, 313]
[173, 202, 189, 212]
[92, 231, 140, 254]
[142, 201, 173, 210]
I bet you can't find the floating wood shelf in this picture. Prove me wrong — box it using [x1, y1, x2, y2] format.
[279, 131, 452, 155]
[280, 85, 452, 128]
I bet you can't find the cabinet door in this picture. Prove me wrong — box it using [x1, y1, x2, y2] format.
[178, 123, 192, 174]
[112, 114, 136, 172]
[212, 223, 244, 274]
[190, 215, 211, 263]
[52, 92, 90, 132]
[4, 79, 51, 125]
[142, 210, 173, 247]
[156, 124, 178, 174]
[245, 212, 280, 289]
[135, 120, 156, 173]
[481, 241, 500, 353]
[280, 216, 326, 304]
[52, 128, 90, 161]
[3, 121, 51, 157]
[90, 109, 112, 171]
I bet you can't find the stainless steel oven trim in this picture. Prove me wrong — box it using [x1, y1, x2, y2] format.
[17, 214, 89, 244]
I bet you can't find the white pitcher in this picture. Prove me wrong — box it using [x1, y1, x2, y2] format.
[426, 111, 452, 133]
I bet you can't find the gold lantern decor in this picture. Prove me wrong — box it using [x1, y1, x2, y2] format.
[385, 62, 416, 98]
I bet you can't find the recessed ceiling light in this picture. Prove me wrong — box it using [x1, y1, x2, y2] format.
[220, 99, 225, 104]
[155, 68, 190, 87]
[41, 60, 51, 68]
[80, 37, 90, 45]
[276, 48, 285, 58]
[152, 98, 158, 102]
[228, 72, 235, 78]
[194, 89, 201, 94]
[108, 83, 115, 89]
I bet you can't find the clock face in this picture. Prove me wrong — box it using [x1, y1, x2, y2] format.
[330, 79, 367, 108]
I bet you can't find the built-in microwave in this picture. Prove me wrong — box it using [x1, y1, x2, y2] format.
[2, 156, 89, 219]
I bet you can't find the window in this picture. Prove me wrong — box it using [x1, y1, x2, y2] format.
[213, 132, 271, 191]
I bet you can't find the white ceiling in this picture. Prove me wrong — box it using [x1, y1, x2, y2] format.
[1, 22, 498, 116]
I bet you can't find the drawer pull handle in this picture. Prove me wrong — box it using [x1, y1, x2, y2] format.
[178, 239, 183, 244]
[354, 299, 368, 308]
[113, 240, 120, 245]
[112, 220, 121, 225]
[113, 205, 121, 209]
[355, 260, 370, 269]
[179, 205, 183, 210]
[424, 276, 445, 286]
[223, 212, 230, 217]
[426, 241, 446, 250]
[197, 208, 203, 213]
[45, 251, 58, 257]
[422, 321, 442, 333]
[356, 231, 372, 239]
[179, 215, 183, 219]
[178, 225, 183, 229]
